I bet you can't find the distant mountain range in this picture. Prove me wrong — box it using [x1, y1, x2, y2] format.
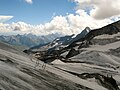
[0, 33, 63, 47]
[29, 26, 91, 53]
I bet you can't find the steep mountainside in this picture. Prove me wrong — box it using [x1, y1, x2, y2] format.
[25, 20, 120, 90]
[0, 41, 96, 90]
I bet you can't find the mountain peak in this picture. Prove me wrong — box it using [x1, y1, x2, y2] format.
[84, 27, 91, 32]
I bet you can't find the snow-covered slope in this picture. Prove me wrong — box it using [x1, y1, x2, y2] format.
[0, 41, 97, 90]
[2, 41, 116, 90]
[23, 20, 120, 90]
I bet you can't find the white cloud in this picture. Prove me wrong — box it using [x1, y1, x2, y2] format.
[0, 0, 120, 36]
[0, 13, 114, 36]
[72, 0, 120, 19]
[25, 0, 32, 4]
[0, 16, 73, 35]
[0, 16, 13, 23]
[66, 10, 113, 35]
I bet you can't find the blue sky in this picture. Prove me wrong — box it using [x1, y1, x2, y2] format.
[0, 0, 76, 24]
[0, 0, 120, 35]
